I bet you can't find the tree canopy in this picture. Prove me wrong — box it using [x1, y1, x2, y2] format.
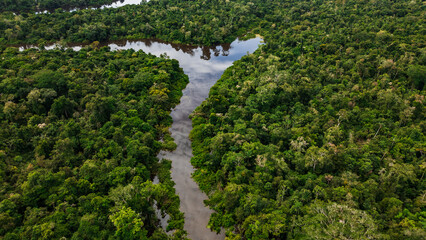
[190, 0, 425, 239]
[0, 0, 425, 239]
[0, 45, 188, 239]
[0, 0, 118, 12]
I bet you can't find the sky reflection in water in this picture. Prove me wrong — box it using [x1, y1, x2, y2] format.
[19, 37, 263, 239]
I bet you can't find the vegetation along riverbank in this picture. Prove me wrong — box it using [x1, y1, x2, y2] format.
[0, 0, 424, 239]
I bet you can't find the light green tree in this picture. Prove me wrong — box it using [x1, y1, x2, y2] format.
[109, 207, 148, 240]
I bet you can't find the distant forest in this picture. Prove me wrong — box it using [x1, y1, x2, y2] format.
[0, 0, 118, 12]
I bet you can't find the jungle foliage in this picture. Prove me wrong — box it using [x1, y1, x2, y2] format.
[190, 0, 426, 239]
[0, 0, 425, 239]
[0, 0, 271, 45]
[0, 0, 118, 12]
[0, 45, 188, 239]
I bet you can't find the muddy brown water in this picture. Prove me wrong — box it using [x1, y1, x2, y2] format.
[19, 37, 263, 239]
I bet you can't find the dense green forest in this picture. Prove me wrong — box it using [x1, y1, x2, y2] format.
[0, 0, 425, 239]
[190, 0, 426, 239]
[0, 45, 188, 239]
[0, 0, 270, 45]
[0, 0, 118, 12]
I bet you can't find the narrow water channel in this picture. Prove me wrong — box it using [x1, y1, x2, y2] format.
[19, 37, 262, 239]
[99, 0, 145, 9]
[151, 38, 262, 239]
[34, 0, 144, 13]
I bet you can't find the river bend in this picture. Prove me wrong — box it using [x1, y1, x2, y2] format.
[19, 37, 262, 239]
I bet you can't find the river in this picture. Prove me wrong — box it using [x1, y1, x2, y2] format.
[35, 0, 145, 13]
[151, 38, 262, 240]
[19, 37, 263, 239]
[99, 0, 145, 9]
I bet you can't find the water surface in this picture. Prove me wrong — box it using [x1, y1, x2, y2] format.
[112, 38, 262, 239]
[19, 37, 263, 239]
[153, 38, 262, 239]
[35, 0, 144, 13]
[100, 0, 144, 9]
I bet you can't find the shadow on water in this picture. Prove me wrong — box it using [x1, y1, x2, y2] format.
[18, 37, 263, 240]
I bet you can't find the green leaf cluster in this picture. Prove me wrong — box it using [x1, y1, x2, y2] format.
[0, 0, 270, 45]
[0, 46, 188, 239]
[0, 0, 424, 239]
[190, 0, 425, 239]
